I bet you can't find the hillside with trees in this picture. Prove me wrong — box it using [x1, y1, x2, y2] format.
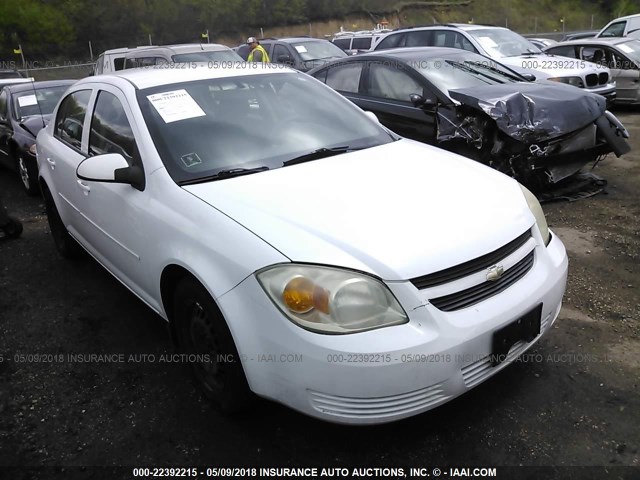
[1, 0, 638, 60]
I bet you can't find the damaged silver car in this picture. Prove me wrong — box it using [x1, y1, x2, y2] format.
[309, 47, 630, 189]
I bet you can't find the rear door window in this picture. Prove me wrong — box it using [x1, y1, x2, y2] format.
[352, 37, 372, 50]
[405, 31, 433, 47]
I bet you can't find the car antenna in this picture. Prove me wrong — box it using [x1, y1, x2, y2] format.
[28, 77, 46, 129]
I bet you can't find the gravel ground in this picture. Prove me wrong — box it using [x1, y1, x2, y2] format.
[0, 110, 638, 479]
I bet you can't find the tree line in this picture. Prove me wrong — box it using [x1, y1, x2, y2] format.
[0, 0, 635, 60]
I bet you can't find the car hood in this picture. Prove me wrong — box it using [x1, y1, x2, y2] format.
[183, 140, 534, 281]
[448, 82, 606, 142]
[19, 114, 52, 138]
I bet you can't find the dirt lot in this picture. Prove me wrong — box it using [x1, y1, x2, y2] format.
[0, 110, 638, 479]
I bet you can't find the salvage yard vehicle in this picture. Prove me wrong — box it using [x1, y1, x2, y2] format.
[373, 24, 617, 105]
[37, 64, 568, 424]
[236, 37, 347, 72]
[0, 80, 75, 195]
[94, 44, 243, 75]
[596, 13, 640, 39]
[309, 48, 630, 188]
[545, 38, 640, 104]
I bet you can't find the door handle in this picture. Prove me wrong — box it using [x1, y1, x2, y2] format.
[77, 180, 91, 195]
[46, 157, 55, 170]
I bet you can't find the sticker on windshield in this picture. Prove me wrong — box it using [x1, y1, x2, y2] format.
[477, 36, 498, 49]
[619, 43, 633, 53]
[294, 45, 308, 53]
[147, 89, 205, 123]
[181, 152, 202, 167]
[18, 94, 38, 107]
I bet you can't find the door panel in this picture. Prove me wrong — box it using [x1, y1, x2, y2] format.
[48, 89, 93, 238]
[77, 86, 154, 304]
[360, 62, 437, 142]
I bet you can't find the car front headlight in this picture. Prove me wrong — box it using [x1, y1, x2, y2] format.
[257, 264, 408, 334]
[548, 76, 584, 88]
[520, 184, 550, 246]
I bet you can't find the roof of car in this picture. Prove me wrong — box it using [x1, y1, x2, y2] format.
[5, 79, 75, 93]
[312, 47, 484, 67]
[390, 23, 506, 33]
[85, 63, 296, 90]
[549, 37, 640, 47]
[101, 43, 230, 56]
[606, 13, 640, 21]
[262, 37, 330, 43]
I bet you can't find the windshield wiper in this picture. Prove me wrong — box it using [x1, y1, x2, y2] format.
[283, 146, 356, 166]
[178, 166, 269, 185]
[521, 49, 542, 55]
[446, 60, 501, 83]
[465, 61, 523, 82]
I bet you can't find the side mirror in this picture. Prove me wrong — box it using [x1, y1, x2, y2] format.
[521, 73, 536, 81]
[277, 55, 293, 64]
[410, 94, 437, 109]
[76, 153, 145, 191]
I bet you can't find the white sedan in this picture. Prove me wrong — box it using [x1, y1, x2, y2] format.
[36, 63, 568, 424]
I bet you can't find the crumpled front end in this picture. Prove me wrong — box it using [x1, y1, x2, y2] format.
[436, 84, 630, 189]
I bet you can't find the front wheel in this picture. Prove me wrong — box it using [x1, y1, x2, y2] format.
[173, 277, 252, 412]
[17, 153, 39, 196]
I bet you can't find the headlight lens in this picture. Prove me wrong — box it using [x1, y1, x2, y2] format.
[257, 264, 408, 334]
[548, 76, 584, 88]
[520, 184, 550, 246]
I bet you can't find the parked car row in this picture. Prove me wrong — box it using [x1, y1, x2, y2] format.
[307, 48, 630, 188]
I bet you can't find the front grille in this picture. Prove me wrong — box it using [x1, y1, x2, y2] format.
[598, 72, 609, 84]
[429, 250, 535, 311]
[410, 230, 531, 290]
[586, 74, 598, 87]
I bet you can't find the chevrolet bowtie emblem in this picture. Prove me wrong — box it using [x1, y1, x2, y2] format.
[486, 265, 504, 282]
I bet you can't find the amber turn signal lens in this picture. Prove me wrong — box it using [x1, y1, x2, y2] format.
[283, 276, 315, 313]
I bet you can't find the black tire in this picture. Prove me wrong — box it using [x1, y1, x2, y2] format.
[173, 277, 252, 412]
[17, 153, 39, 196]
[42, 186, 83, 258]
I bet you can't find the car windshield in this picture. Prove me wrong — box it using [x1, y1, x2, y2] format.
[413, 56, 519, 93]
[137, 70, 393, 183]
[14, 85, 70, 118]
[172, 50, 243, 62]
[293, 41, 348, 61]
[617, 40, 640, 63]
[468, 28, 542, 57]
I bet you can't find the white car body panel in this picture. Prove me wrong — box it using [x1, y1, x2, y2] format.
[185, 139, 533, 281]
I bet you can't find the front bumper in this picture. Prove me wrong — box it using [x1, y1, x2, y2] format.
[585, 83, 616, 107]
[216, 231, 568, 424]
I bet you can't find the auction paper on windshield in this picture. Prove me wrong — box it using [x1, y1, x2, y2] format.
[147, 89, 205, 123]
[18, 94, 38, 107]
